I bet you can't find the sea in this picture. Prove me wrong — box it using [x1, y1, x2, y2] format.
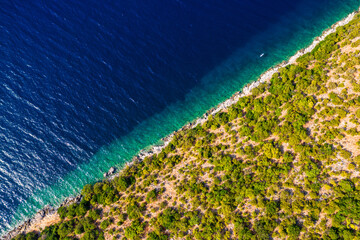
[0, 0, 359, 234]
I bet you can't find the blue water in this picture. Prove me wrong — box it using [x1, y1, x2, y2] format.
[0, 0, 359, 234]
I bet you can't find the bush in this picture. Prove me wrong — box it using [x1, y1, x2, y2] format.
[88, 208, 101, 221]
[125, 219, 146, 240]
[338, 180, 354, 192]
[146, 189, 158, 202]
[57, 221, 74, 238]
[147, 232, 168, 240]
[100, 218, 112, 229]
[75, 223, 84, 234]
[286, 224, 301, 239]
[157, 208, 181, 230]
[81, 217, 96, 232]
[58, 206, 68, 219]
[76, 200, 90, 217]
[265, 201, 280, 216]
[127, 203, 142, 220]
[81, 230, 104, 240]
[116, 176, 134, 192]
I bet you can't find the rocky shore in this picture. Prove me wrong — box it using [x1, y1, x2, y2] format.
[2, 7, 359, 240]
[2, 196, 81, 240]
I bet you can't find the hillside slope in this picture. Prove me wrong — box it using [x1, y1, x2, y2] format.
[11, 13, 360, 240]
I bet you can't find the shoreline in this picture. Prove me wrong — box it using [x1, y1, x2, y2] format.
[133, 7, 359, 162]
[2, 7, 360, 240]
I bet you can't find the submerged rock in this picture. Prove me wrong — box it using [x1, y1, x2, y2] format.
[103, 166, 116, 178]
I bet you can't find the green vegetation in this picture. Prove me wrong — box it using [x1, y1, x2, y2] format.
[12, 13, 360, 240]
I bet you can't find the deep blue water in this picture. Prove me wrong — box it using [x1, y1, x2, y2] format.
[0, 0, 359, 234]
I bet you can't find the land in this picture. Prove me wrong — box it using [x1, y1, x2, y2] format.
[6, 9, 360, 240]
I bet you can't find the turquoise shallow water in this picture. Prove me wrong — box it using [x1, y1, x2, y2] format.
[5, 0, 360, 234]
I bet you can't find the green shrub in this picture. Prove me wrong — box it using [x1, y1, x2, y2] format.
[125, 219, 146, 240]
[100, 218, 112, 229]
[127, 203, 142, 220]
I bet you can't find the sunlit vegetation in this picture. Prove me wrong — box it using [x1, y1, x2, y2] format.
[12, 13, 360, 240]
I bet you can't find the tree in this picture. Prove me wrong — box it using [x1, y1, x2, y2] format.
[88, 208, 101, 221]
[75, 223, 84, 234]
[265, 201, 279, 216]
[147, 232, 168, 240]
[125, 219, 145, 240]
[81, 184, 94, 201]
[57, 221, 73, 238]
[286, 224, 301, 239]
[81, 230, 98, 240]
[24, 232, 38, 240]
[76, 200, 90, 216]
[127, 202, 142, 220]
[100, 218, 112, 229]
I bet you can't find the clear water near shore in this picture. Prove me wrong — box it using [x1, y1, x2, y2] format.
[1, 0, 360, 234]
